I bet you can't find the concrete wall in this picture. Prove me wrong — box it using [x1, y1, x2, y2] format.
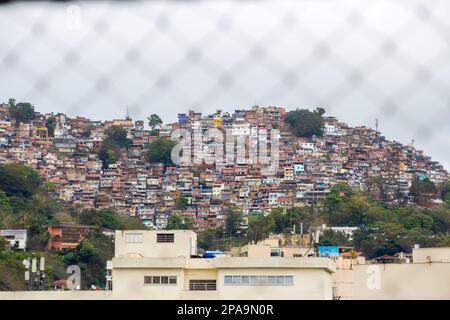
[0, 267, 333, 300]
[337, 262, 450, 300]
[113, 267, 186, 299]
[114, 230, 197, 258]
[413, 247, 450, 263]
[217, 268, 333, 300]
[0, 291, 114, 300]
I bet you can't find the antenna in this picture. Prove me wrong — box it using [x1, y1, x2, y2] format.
[375, 118, 379, 132]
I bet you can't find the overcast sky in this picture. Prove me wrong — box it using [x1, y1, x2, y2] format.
[0, 0, 449, 169]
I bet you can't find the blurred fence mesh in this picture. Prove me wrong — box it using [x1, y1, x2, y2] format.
[0, 0, 449, 168]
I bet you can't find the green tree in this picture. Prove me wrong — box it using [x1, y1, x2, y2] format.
[144, 138, 177, 166]
[119, 216, 147, 230]
[98, 142, 120, 168]
[98, 126, 131, 168]
[62, 232, 114, 289]
[79, 209, 121, 230]
[104, 125, 131, 148]
[8, 101, 35, 126]
[410, 177, 437, 206]
[175, 195, 189, 210]
[320, 229, 350, 246]
[247, 214, 275, 242]
[147, 114, 163, 131]
[224, 208, 243, 237]
[439, 181, 450, 201]
[165, 215, 191, 230]
[197, 228, 223, 251]
[45, 117, 56, 137]
[0, 164, 43, 198]
[403, 213, 433, 230]
[284, 108, 324, 138]
[0, 237, 9, 251]
[80, 124, 94, 138]
[269, 207, 289, 234]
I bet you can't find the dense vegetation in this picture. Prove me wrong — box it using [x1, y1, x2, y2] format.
[284, 107, 325, 138]
[0, 164, 145, 290]
[7, 98, 35, 127]
[144, 137, 177, 166]
[98, 125, 132, 168]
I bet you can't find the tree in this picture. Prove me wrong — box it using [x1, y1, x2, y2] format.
[269, 208, 289, 234]
[45, 117, 56, 137]
[147, 114, 163, 131]
[104, 125, 131, 148]
[175, 196, 189, 210]
[80, 124, 94, 138]
[403, 213, 433, 230]
[165, 215, 194, 230]
[320, 229, 350, 246]
[8, 101, 35, 126]
[79, 209, 121, 230]
[0, 237, 9, 251]
[119, 216, 146, 230]
[0, 164, 43, 198]
[197, 228, 222, 251]
[8, 98, 16, 108]
[367, 175, 390, 201]
[284, 108, 324, 138]
[439, 181, 450, 201]
[144, 138, 177, 166]
[224, 208, 243, 237]
[62, 232, 114, 289]
[247, 214, 274, 242]
[98, 126, 131, 168]
[98, 142, 120, 168]
[410, 177, 437, 206]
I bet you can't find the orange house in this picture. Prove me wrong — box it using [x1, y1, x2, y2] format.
[46, 223, 99, 251]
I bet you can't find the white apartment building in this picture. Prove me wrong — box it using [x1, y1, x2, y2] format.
[0, 229, 27, 250]
[111, 230, 336, 300]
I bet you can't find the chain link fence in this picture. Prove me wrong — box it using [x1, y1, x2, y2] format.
[0, 0, 449, 168]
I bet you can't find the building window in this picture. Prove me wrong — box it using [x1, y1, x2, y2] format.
[249, 276, 258, 285]
[144, 275, 177, 285]
[157, 233, 174, 243]
[125, 233, 143, 243]
[224, 275, 294, 286]
[169, 276, 177, 284]
[152, 276, 161, 284]
[189, 280, 217, 291]
[270, 248, 281, 257]
[144, 276, 152, 284]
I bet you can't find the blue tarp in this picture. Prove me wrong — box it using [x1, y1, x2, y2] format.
[318, 246, 340, 257]
[203, 250, 224, 258]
